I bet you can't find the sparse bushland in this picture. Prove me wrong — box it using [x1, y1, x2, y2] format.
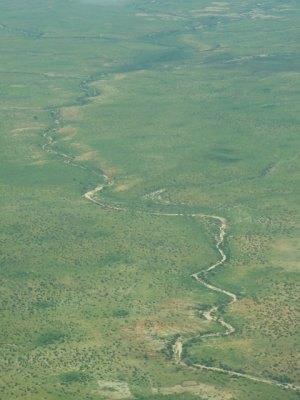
[1, 1, 300, 399]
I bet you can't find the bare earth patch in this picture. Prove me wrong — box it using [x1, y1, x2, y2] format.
[269, 237, 300, 272]
[97, 380, 133, 400]
[113, 178, 141, 192]
[44, 72, 79, 78]
[132, 309, 206, 340]
[212, 2, 229, 5]
[61, 106, 82, 121]
[113, 184, 131, 192]
[92, 81, 118, 104]
[113, 73, 127, 81]
[75, 150, 97, 162]
[135, 12, 185, 21]
[58, 125, 78, 141]
[158, 381, 233, 399]
[10, 84, 26, 88]
[249, 10, 280, 20]
[11, 126, 43, 136]
[103, 166, 122, 176]
[189, 4, 240, 19]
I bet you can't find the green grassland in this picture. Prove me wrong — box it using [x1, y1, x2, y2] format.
[0, 0, 299, 399]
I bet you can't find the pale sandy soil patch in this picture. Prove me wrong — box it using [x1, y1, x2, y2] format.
[225, 54, 270, 64]
[280, 72, 300, 79]
[91, 81, 118, 104]
[192, 12, 239, 18]
[155, 13, 185, 21]
[97, 380, 132, 400]
[58, 125, 78, 141]
[212, 2, 229, 5]
[113, 73, 127, 81]
[71, 142, 98, 161]
[27, 148, 49, 166]
[190, 6, 227, 13]
[103, 166, 122, 176]
[233, 298, 263, 314]
[135, 12, 184, 20]
[131, 304, 205, 341]
[71, 141, 90, 152]
[1, 105, 44, 111]
[11, 126, 42, 134]
[269, 237, 300, 271]
[10, 84, 26, 88]
[158, 381, 233, 399]
[133, 317, 184, 339]
[113, 178, 141, 192]
[270, 238, 298, 253]
[190, 7, 239, 18]
[275, 260, 300, 270]
[181, 35, 212, 51]
[30, 159, 48, 166]
[122, 322, 164, 353]
[131, 69, 147, 76]
[61, 106, 82, 121]
[203, 7, 228, 12]
[161, 299, 197, 317]
[75, 150, 97, 161]
[250, 11, 280, 20]
[274, 6, 295, 13]
[135, 12, 149, 17]
[113, 70, 147, 81]
[113, 184, 130, 192]
[170, 188, 213, 206]
[44, 72, 79, 78]
[134, 317, 170, 336]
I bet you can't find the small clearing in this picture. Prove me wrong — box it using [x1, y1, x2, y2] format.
[97, 380, 133, 400]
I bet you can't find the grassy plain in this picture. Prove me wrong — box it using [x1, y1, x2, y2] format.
[0, 0, 299, 399]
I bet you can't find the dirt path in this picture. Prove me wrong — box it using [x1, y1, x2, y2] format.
[190, 363, 299, 391]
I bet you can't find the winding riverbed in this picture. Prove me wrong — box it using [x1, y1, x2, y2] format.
[40, 90, 300, 394]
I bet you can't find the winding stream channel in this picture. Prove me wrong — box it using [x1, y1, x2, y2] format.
[40, 85, 300, 394]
